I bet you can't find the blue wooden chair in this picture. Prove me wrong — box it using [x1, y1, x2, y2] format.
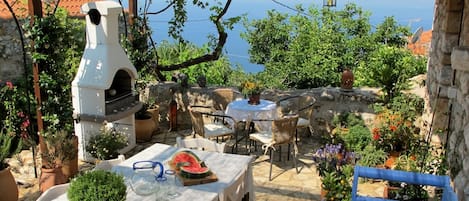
[351, 165, 457, 201]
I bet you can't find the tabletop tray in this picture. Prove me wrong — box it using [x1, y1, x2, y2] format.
[176, 171, 218, 186]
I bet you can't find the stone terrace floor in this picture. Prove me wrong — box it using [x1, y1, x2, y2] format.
[11, 124, 386, 201]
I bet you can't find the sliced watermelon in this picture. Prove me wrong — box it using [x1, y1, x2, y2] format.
[180, 166, 211, 179]
[169, 150, 202, 171]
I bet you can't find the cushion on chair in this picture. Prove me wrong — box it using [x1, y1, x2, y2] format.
[249, 131, 273, 144]
[297, 117, 309, 128]
[204, 123, 233, 138]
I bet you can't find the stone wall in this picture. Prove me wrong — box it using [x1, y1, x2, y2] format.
[141, 82, 379, 136]
[427, 0, 469, 200]
[0, 19, 25, 81]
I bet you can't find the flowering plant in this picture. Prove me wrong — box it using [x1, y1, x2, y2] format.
[371, 109, 417, 153]
[0, 81, 31, 139]
[86, 123, 128, 160]
[313, 143, 356, 177]
[0, 81, 32, 170]
[240, 81, 263, 96]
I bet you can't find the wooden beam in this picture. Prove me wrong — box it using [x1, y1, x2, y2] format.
[128, 0, 137, 25]
[28, 0, 45, 157]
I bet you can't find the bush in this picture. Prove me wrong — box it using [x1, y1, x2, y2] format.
[85, 124, 127, 160]
[68, 170, 126, 201]
[342, 125, 371, 152]
[356, 144, 387, 167]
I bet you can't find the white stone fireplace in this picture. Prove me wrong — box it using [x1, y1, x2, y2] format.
[72, 1, 141, 161]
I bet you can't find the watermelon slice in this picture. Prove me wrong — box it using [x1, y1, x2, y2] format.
[180, 166, 211, 179]
[169, 150, 202, 170]
[169, 150, 212, 179]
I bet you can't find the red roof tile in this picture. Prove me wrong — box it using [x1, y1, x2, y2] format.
[408, 30, 432, 56]
[0, 0, 101, 19]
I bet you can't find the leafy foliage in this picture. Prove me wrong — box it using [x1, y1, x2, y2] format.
[85, 124, 127, 160]
[24, 8, 85, 133]
[357, 45, 426, 102]
[157, 41, 243, 86]
[242, 3, 426, 95]
[68, 170, 126, 201]
[41, 130, 78, 169]
[321, 164, 353, 201]
[0, 129, 22, 170]
[356, 144, 387, 167]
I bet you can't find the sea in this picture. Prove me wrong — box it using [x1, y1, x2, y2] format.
[124, 0, 435, 73]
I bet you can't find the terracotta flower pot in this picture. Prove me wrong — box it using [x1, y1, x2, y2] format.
[39, 166, 67, 193]
[147, 106, 160, 133]
[341, 68, 354, 90]
[61, 135, 79, 181]
[248, 94, 260, 105]
[0, 166, 18, 201]
[135, 113, 156, 142]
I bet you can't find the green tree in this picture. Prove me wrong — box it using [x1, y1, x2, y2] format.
[242, 3, 375, 89]
[157, 41, 244, 86]
[358, 45, 426, 102]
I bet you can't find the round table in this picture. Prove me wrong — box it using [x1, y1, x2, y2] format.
[225, 99, 278, 131]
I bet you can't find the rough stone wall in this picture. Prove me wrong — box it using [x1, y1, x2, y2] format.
[427, 0, 469, 200]
[141, 82, 378, 137]
[0, 19, 25, 81]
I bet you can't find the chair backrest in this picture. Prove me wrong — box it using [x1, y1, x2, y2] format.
[271, 115, 298, 144]
[351, 165, 457, 201]
[212, 88, 240, 111]
[176, 137, 226, 153]
[188, 105, 206, 137]
[276, 95, 316, 120]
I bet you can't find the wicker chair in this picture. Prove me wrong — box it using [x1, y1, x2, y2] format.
[212, 88, 241, 114]
[188, 105, 248, 153]
[176, 136, 226, 153]
[276, 95, 316, 142]
[249, 114, 299, 181]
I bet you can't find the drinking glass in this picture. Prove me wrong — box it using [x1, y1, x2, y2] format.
[161, 169, 181, 198]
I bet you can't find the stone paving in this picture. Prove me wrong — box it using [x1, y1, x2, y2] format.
[10, 125, 385, 201]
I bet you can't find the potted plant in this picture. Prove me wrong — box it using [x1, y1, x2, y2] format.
[134, 103, 156, 142]
[40, 130, 73, 192]
[356, 144, 387, 168]
[320, 164, 354, 201]
[240, 80, 264, 105]
[0, 129, 22, 201]
[143, 96, 160, 133]
[85, 123, 127, 162]
[68, 170, 126, 201]
[313, 143, 356, 200]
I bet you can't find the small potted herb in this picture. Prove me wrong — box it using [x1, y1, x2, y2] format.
[68, 170, 126, 201]
[85, 123, 127, 161]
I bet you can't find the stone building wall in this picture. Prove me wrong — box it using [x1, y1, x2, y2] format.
[0, 19, 25, 81]
[427, 0, 469, 200]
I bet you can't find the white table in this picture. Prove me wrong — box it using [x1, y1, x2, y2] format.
[112, 143, 254, 201]
[44, 143, 254, 201]
[225, 99, 278, 131]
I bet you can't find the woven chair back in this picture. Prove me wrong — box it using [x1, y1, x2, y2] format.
[213, 88, 236, 111]
[188, 106, 206, 137]
[271, 115, 298, 144]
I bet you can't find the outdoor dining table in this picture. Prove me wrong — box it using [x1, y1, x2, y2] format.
[225, 99, 278, 131]
[112, 143, 255, 201]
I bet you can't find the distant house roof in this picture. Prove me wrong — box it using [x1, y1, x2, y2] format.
[0, 0, 101, 20]
[408, 30, 432, 56]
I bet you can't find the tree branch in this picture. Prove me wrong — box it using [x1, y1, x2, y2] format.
[146, 0, 175, 15]
[154, 0, 231, 73]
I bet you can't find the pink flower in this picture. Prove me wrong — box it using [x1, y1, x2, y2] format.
[6, 81, 13, 89]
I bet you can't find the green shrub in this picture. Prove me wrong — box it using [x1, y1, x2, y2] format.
[342, 125, 371, 152]
[356, 144, 387, 167]
[68, 170, 126, 201]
